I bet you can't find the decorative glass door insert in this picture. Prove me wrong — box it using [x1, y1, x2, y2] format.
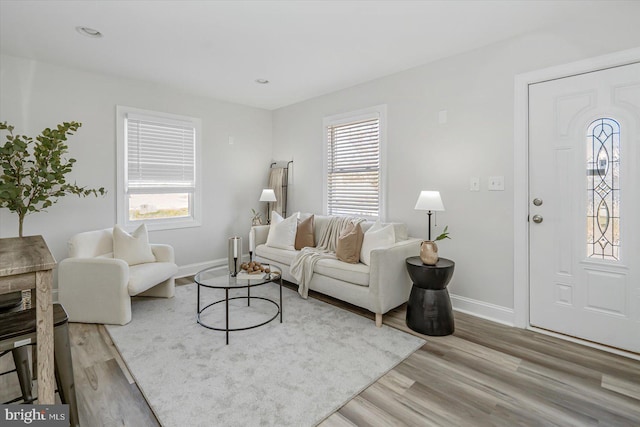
[586, 118, 620, 261]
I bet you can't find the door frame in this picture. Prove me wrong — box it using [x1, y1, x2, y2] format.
[513, 47, 640, 334]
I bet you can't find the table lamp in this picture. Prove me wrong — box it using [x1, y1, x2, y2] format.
[414, 191, 445, 240]
[259, 189, 277, 224]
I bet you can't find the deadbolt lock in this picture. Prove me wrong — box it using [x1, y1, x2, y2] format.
[533, 198, 543, 206]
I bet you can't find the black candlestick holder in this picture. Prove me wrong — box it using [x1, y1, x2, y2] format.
[231, 257, 238, 277]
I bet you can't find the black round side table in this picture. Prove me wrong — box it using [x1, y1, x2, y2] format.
[405, 256, 455, 336]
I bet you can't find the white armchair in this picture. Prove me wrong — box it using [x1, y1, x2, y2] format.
[58, 228, 178, 325]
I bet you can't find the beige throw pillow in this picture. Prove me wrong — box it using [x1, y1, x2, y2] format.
[113, 224, 156, 266]
[336, 222, 364, 264]
[360, 222, 395, 266]
[295, 215, 315, 250]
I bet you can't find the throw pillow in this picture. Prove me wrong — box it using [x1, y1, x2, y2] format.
[271, 211, 301, 224]
[295, 215, 315, 250]
[271, 210, 284, 224]
[265, 213, 298, 250]
[298, 212, 313, 221]
[360, 222, 396, 266]
[336, 222, 364, 264]
[113, 224, 156, 266]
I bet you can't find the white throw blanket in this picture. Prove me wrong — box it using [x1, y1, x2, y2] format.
[291, 217, 364, 298]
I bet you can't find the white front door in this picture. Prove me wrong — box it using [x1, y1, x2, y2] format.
[529, 62, 640, 353]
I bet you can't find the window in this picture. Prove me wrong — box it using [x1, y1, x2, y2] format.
[117, 106, 201, 231]
[586, 118, 620, 260]
[323, 105, 386, 219]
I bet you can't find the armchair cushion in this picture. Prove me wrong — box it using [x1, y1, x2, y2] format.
[113, 224, 156, 266]
[128, 262, 178, 296]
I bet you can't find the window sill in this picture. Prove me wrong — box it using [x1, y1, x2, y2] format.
[123, 217, 201, 233]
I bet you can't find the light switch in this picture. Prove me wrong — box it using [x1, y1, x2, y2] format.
[228, 136, 234, 145]
[488, 176, 505, 191]
[438, 110, 447, 124]
[470, 177, 480, 191]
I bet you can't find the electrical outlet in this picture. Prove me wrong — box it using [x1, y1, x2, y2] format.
[470, 177, 480, 191]
[488, 176, 505, 191]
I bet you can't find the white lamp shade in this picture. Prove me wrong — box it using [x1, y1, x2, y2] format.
[414, 191, 445, 211]
[259, 189, 277, 202]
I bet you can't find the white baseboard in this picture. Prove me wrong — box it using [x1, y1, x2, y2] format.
[450, 293, 515, 326]
[176, 261, 516, 327]
[176, 258, 226, 278]
[176, 254, 252, 278]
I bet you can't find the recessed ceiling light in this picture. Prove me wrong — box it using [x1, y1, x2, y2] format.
[255, 79, 269, 84]
[76, 26, 103, 38]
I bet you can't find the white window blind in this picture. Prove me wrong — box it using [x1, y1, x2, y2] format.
[326, 117, 380, 217]
[126, 113, 195, 193]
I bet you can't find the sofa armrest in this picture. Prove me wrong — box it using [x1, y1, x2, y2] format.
[151, 244, 175, 263]
[252, 225, 271, 246]
[58, 258, 132, 325]
[368, 237, 422, 314]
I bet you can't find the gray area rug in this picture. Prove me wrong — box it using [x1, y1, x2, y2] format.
[106, 281, 424, 426]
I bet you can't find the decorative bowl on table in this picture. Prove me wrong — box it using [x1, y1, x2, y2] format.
[236, 261, 272, 279]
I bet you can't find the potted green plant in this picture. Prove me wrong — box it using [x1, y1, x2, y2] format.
[0, 121, 105, 237]
[420, 226, 450, 265]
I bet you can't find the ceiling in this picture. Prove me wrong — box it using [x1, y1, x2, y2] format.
[0, 1, 636, 110]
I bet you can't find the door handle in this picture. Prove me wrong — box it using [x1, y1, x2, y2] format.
[532, 214, 543, 223]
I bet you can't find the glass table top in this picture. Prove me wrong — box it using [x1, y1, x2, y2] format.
[194, 264, 281, 289]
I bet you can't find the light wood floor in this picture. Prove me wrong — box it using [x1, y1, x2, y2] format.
[2, 278, 639, 426]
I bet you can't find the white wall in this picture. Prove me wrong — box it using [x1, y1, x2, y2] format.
[2, 11, 639, 316]
[272, 20, 640, 315]
[0, 54, 273, 277]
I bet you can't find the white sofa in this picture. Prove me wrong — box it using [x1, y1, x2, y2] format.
[254, 215, 421, 326]
[58, 228, 178, 325]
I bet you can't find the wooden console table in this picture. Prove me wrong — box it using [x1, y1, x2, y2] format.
[0, 235, 56, 404]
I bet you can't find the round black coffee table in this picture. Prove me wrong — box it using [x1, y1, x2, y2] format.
[195, 265, 282, 345]
[405, 256, 455, 336]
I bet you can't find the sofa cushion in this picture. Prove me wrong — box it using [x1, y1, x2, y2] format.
[271, 210, 284, 224]
[360, 222, 408, 242]
[313, 215, 408, 243]
[295, 215, 315, 250]
[266, 213, 298, 250]
[360, 222, 396, 266]
[336, 222, 364, 264]
[128, 261, 178, 296]
[255, 244, 299, 266]
[113, 224, 156, 266]
[314, 259, 370, 287]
